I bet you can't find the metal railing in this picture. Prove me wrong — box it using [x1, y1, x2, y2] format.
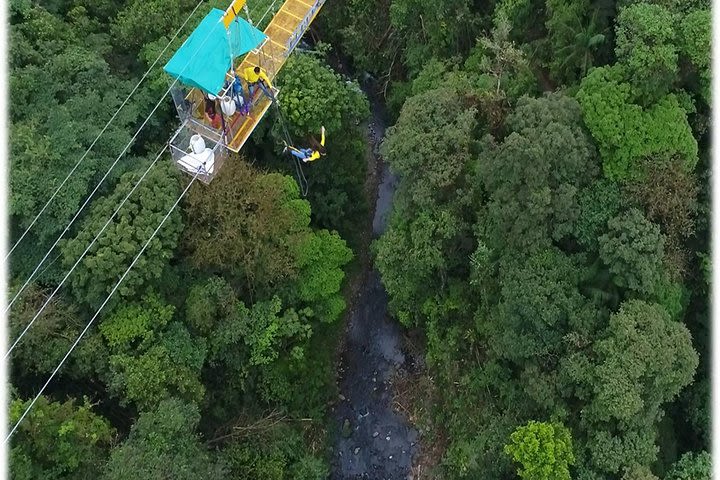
[285, 0, 326, 54]
[169, 122, 228, 184]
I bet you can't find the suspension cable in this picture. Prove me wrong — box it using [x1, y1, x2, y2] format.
[5, 144, 167, 359]
[4, 0, 206, 264]
[256, 0, 281, 27]
[6, 168, 203, 443]
[6, 13, 223, 313]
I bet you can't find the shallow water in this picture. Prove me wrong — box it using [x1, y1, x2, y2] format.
[330, 87, 418, 480]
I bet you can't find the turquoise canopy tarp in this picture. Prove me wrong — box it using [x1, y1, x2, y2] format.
[164, 8, 266, 95]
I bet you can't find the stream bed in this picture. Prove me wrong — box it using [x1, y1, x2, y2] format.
[329, 86, 420, 480]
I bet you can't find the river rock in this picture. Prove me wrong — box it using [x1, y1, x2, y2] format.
[341, 419, 352, 438]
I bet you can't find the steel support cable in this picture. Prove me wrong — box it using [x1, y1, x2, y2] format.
[6, 14, 223, 314]
[5, 144, 167, 359]
[6, 170, 201, 443]
[4, 0, 206, 264]
[255, 0, 281, 27]
[6, 2, 290, 439]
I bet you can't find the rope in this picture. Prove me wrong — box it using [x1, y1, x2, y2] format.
[292, 155, 310, 197]
[5, 144, 167, 359]
[4, 0, 206, 265]
[6, 11, 223, 314]
[6, 168, 203, 443]
[274, 102, 309, 197]
[242, 0, 306, 197]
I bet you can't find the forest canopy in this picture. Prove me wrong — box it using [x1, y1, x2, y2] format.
[7, 0, 711, 478]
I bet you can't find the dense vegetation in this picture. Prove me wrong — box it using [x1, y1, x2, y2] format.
[8, 0, 710, 479]
[326, 0, 710, 480]
[9, 0, 367, 477]
[325, 0, 710, 478]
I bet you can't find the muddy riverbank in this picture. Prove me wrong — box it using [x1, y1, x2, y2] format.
[329, 82, 421, 480]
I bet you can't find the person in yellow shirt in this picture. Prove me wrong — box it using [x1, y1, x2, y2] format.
[240, 65, 275, 102]
[283, 126, 326, 163]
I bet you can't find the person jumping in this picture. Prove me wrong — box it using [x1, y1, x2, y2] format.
[283, 126, 326, 163]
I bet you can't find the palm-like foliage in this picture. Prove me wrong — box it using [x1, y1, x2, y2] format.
[545, 0, 612, 86]
[555, 10, 606, 82]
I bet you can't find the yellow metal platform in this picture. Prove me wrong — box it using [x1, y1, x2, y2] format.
[225, 87, 275, 150]
[222, 0, 326, 151]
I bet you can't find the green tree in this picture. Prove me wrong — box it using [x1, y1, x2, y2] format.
[183, 159, 311, 295]
[102, 398, 226, 479]
[9, 1, 139, 252]
[584, 429, 659, 475]
[680, 378, 710, 448]
[388, 0, 481, 74]
[183, 276, 243, 361]
[615, 0, 709, 11]
[574, 179, 625, 251]
[10, 394, 114, 480]
[223, 423, 327, 480]
[485, 249, 598, 363]
[99, 294, 206, 410]
[375, 207, 466, 326]
[110, 0, 199, 51]
[183, 159, 351, 320]
[275, 53, 369, 139]
[576, 65, 698, 181]
[183, 276, 258, 421]
[615, 3, 677, 104]
[598, 208, 665, 295]
[269, 53, 370, 246]
[545, 0, 608, 85]
[478, 93, 599, 255]
[9, 284, 106, 379]
[622, 464, 660, 480]
[626, 158, 698, 277]
[320, 0, 400, 78]
[580, 300, 698, 426]
[465, 11, 537, 99]
[375, 85, 478, 325]
[60, 163, 183, 308]
[665, 451, 711, 480]
[381, 85, 477, 209]
[504, 420, 574, 480]
[236, 297, 311, 367]
[289, 228, 353, 322]
[678, 9, 710, 104]
[183, 276, 335, 415]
